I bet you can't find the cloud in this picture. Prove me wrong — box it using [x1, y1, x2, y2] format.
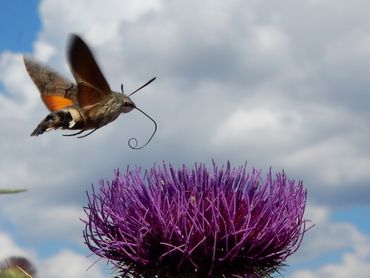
[38, 0, 162, 44]
[291, 237, 370, 278]
[293, 205, 365, 261]
[2, 202, 84, 241]
[0, 231, 105, 278]
[0, 232, 32, 258]
[287, 204, 370, 278]
[40, 250, 104, 278]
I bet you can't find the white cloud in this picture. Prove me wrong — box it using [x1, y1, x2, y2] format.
[214, 108, 280, 139]
[297, 219, 365, 261]
[33, 40, 57, 62]
[288, 204, 370, 277]
[0, 232, 32, 258]
[253, 25, 289, 53]
[291, 238, 370, 278]
[0, 53, 38, 110]
[283, 137, 370, 186]
[2, 203, 85, 241]
[0, 231, 105, 278]
[288, 204, 350, 262]
[40, 250, 104, 278]
[212, 107, 297, 148]
[39, 0, 163, 44]
[305, 204, 330, 225]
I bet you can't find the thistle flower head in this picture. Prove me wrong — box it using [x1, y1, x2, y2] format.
[83, 162, 309, 277]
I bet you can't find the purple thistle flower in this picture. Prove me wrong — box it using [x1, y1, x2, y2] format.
[83, 162, 310, 277]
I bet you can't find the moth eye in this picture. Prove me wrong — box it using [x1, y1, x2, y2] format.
[124, 99, 133, 106]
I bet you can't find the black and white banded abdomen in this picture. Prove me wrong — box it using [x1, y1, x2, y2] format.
[31, 106, 86, 136]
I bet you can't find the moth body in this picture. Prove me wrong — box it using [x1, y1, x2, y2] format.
[79, 92, 135, 130]
[24, 34, 156, 146]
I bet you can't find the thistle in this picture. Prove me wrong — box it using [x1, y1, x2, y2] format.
[83, 162, 310, 277]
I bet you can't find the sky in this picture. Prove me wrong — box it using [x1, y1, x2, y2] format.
[0, 0, 370, 277]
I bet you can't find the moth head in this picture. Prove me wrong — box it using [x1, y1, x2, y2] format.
[119, 77, 155, 114]
[121, 94, 136, 113]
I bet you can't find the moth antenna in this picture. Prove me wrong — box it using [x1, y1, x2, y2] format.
[121, 84, 124, 94]
[129, 77, 156, 97]
[128, 107, 157, 150]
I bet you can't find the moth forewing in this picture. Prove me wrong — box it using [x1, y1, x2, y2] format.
[23, 56, 78, 107]
[68, 34, 111, 95]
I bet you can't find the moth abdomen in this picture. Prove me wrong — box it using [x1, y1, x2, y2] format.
[31, 107, 86, 136]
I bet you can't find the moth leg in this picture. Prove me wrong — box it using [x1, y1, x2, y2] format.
[77, 129, 98, 138]
[62, 130, 85, 137]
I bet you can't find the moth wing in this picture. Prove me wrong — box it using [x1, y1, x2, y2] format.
[76, 84, 106, 110]
[68, 34, 111, 109]
[23, 56, 78, 111]
[41, 95, 74, 111]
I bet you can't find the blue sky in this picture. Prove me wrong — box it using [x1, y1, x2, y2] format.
[1, 0, 370, 277]
[0, 0, 40, 52]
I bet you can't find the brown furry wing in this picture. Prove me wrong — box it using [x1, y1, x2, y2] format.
[68, 34, 111, 109]
[23, 56, 78, 111]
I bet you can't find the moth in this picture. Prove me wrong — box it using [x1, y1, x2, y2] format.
[24, 34, 157, 149]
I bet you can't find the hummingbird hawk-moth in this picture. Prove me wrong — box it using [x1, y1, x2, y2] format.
[24, 34, 157, 149]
